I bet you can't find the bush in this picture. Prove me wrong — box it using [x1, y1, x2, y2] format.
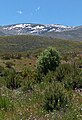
[5, 69, 22, 90]
[21, 67, 36, 92]
[22, 67, 32, 79]
[22, 80, 33, 92]
[64, 68, 82, 90]
[0, 96, 13, 111]
[43, 82, 71, 112]
[43, 71, 55, 83]
[36, 47, 60, 75]
[55, 63, 73, 82]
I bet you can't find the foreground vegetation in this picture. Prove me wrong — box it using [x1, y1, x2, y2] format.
[0, 35, 82, 119]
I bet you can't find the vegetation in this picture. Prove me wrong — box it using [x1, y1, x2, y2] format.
[36, 47, 60, 75]
[43, 82, 71, 112]
[0, 35, 81, 119]
[0, 35, 82, 54]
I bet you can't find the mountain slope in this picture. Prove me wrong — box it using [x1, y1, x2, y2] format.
[0, 23, 82, 41]
[43, 26, 82, 41]
[0, 35, 82, 53]
[0, 23, 74, 35]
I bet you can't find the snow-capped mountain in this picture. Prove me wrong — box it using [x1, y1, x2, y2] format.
[0, 23, 75, 36]
[0, 23, 82, 41]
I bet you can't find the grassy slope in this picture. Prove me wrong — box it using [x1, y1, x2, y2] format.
[0, 35, 82, 71]
[0, 35, 82, 54]
[0, 35, 82, 120]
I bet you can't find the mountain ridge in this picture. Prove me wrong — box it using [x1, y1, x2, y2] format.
[0, 23, 82, 41]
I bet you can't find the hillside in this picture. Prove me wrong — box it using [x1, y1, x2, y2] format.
[0, 34, 82, 120]
[43, 26, 82, 41]
[0, 35, 82, 54]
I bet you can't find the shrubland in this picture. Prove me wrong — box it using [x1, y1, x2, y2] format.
[0, 36, 82, 119]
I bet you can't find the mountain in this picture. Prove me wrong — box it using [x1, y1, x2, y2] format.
[0, 23, 82, 41]
[0, 27, 6, 35]
[43, 26, 82, 41]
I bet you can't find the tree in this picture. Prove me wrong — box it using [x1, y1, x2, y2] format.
[36, 47, 60, 75]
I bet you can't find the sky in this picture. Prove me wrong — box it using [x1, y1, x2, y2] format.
[0, 0, 82, 26]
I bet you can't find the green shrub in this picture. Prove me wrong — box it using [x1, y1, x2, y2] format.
[55, 63, 73, 82]
[43, 82, 71, 112]
[36, 47, 60, 75]
[5, 69, 22, 90]
[0, 96, 13, 111]
[35, 71, 44, 83]
[22, 80, 33, 92]
[21, 67, 36, 92]
[64, 68, 82, 89]
[43, 71, 55, 83]
[22, 67, 32, 79]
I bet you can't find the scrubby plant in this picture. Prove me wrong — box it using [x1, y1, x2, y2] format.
[36, 47, 60, 76]
[43, 71, 55, 83]
[0, 96, 13, 111]
[5, 69, 22, 90]
[22, 79, 33, 92]
[43, 82, 71, 112]
[35, 70, 44, 83]
[64, 67, 82, 90]
[55, 63, 73, 82]
[21, 67, 36, 92]
[22, 67, 32, 79]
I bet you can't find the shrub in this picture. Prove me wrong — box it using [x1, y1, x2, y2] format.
[21, 67, 36, 92]
[64, 68, 82, 90]
[22, 67, 36, 81]
[55, 63, 73, 82]
[36, 47, 60, 75]
[35, 70, 44, 83]
[43, 82, 71, 112]
[22, 67, 32, 79]
[5, 69, 22, 90]
[43, 71, 55, 83]
[0, 96, 13, 111]
[22, 80, 33, 92]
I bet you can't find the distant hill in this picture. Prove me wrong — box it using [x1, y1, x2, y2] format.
[0, 35, 82, 53]
[0, 30, 5, 36]
[43, 26, 82, 41]
[0, 23, 82, 41]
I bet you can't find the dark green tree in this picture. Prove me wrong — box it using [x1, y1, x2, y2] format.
[36, 47, 60, 75]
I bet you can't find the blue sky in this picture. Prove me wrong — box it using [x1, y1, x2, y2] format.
[0, 0, 82, 26]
